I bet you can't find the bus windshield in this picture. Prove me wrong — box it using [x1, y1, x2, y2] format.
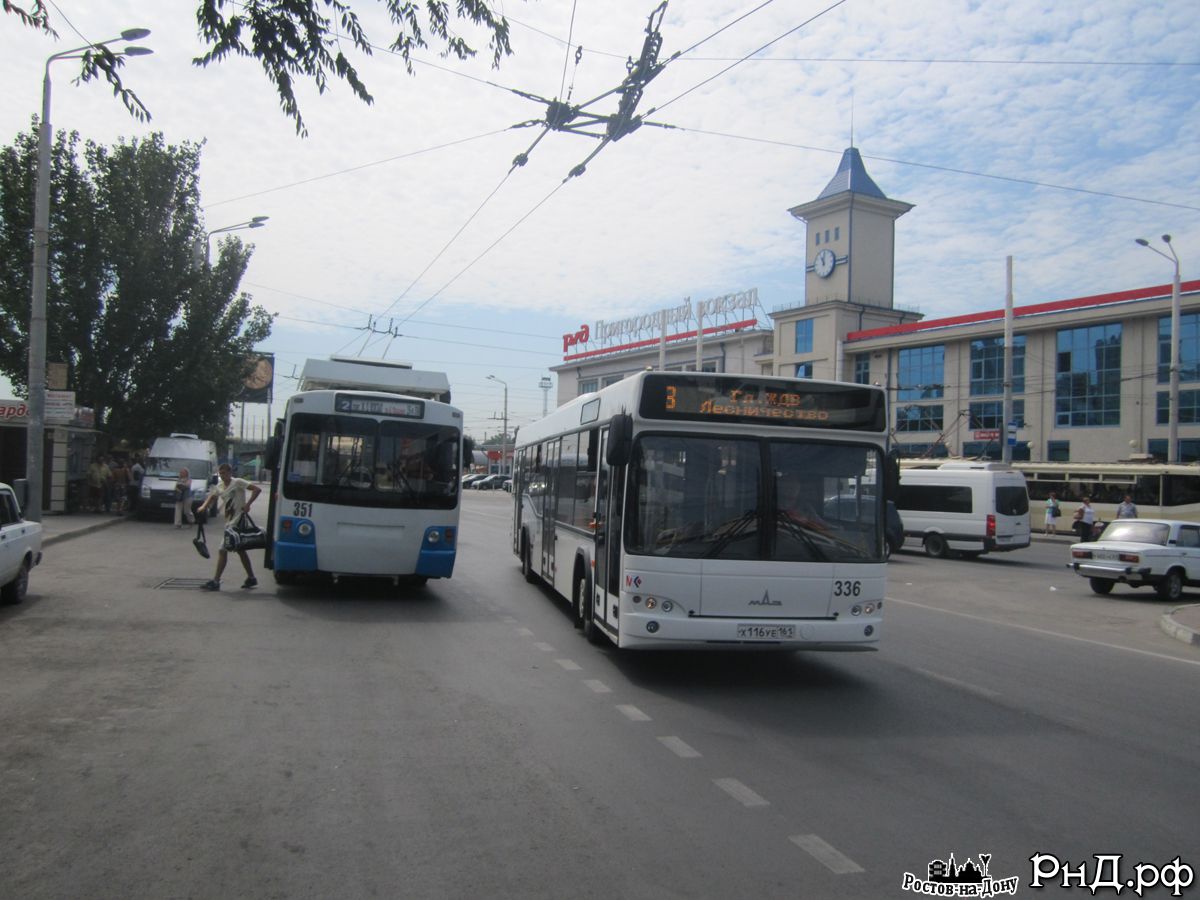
[282, 412, 460, 509]
[627, 435, 882, 562]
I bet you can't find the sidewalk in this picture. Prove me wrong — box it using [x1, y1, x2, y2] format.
[39, 511, 130, 546]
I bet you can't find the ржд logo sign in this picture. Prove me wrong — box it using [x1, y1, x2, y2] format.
[562, 324, 590, 353]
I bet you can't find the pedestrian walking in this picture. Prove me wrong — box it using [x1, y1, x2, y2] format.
[109, 458, 129, 514]
[1073, 497, 1096, 542]
[196, 463, 262, 591]
[173, 467, 196, 528]
[1116, 493, 1138, 519]
[1044, 491, 1060, 535]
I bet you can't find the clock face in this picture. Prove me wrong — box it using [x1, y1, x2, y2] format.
[814, 248, 836, 278]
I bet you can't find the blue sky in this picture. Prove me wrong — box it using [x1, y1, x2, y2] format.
[2, 0, 1198, 443]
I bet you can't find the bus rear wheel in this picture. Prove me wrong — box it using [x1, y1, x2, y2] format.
[521, 533, 538, 584]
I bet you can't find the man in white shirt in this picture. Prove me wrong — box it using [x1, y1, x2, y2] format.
[197, 463, 262, 590]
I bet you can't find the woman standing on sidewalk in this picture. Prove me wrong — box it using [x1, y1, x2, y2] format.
[1044, 491, 1060, 535]
[1073, 497, 1096, 542]
[173, 467, 195, 529]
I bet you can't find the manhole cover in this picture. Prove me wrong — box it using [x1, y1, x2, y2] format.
[156, 578, 214, 590]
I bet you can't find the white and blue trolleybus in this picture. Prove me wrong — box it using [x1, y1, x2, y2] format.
[264, 389, 464, 585]
[512, 371, 895, 649]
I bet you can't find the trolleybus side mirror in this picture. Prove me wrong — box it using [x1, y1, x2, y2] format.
[884, 448, 901, 501]
[607, 414, 633, 467]
[264, 435, 282, 471]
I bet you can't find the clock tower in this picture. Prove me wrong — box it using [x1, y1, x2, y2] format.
[788, 147, 913, 308]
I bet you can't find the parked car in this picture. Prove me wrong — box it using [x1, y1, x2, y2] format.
[0, 482, 42, 604]
[473, 474, 507, 491]
[461, 474, 487, 488]
[501, 477, 513, 492]
[1069, 519, 1200, 601]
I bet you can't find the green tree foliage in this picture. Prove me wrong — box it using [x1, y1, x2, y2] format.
[0, 124, 273, 445]
[6, 0, 512, 137]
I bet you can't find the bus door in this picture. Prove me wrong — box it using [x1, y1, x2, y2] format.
[541, 438, 559, 581]
[593, 427, 624, 634]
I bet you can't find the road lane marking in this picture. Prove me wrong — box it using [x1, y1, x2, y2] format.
[555, 659, 582, 671]
[616, 704, 651, 721]
[583, 679, 612, 694]
[913, 667, 1000, 700]
[533, 642, 555, 653]
[889, 596, 1200, 668]
[789, 834, 864, 874]
[714, 778, 768, 807]
[515, 627, 534, 637]
[657, 736, 701, 758]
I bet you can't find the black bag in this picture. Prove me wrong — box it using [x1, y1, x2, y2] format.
[192, 522, 210, 559]
[173, 485, 187, 502]
[223, 512, 266, 552]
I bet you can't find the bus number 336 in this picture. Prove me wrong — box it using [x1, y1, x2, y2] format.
[833, 580, 862, 597]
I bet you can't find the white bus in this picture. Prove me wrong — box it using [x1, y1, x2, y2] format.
[263, 389, 464, 585]
[512, 371, 895, 650]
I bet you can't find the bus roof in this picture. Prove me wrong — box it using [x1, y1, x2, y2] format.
[298, 357, 451, 401]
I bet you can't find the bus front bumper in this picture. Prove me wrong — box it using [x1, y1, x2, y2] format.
[614, 611, 882, 650]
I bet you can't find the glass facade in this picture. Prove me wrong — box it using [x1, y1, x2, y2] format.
[896, 404, 943, 432]
[796, 362, 813, 378]
[968, 399, 1025, 430]
[897, 345, 944, 401]
[1158, 312, 1200, 384]
[970, 335, 1025, 395]
[795, 319, 814, 355]
[1055, 323, 1121, 426]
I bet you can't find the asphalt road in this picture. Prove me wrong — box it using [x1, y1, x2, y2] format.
[1, 493, 1197, 899]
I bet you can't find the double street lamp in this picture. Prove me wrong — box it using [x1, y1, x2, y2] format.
[193, 216, 270, 266]
[27, 29, 153, 521]
[487, 375, 509, 475]
[1135, 235, 1183, 463]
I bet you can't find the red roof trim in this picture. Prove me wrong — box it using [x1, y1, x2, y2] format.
[562, 318, 758, 362]
[846, 280, 1200, 343]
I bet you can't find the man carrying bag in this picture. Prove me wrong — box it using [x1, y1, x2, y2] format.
[196, 463, 262, 591]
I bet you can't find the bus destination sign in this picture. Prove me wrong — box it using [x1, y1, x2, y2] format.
[335, 393, 424, 419]
[640, 374, 885, 431]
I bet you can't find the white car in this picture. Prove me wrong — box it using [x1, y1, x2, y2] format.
[1069, 519, 1200, 601]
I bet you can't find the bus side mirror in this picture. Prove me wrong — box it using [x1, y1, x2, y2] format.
[607, 414, 633, 467]
[462, 435, 476, 460]
[884, 448, 901, 501]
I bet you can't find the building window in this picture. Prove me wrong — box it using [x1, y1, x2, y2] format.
[1158, 312, 1200, 384]
[834, 226, 840, 241]
[825, 229, 830, 242]
[897, 345, 945, 401]
[815, 232, 821, 245]
[854, 353, 870, 385]
[796, 362, 813, 378]
[602, 374, 623, 387]
[968, 400, 1025, 430]
[1149, 439, 1200, 463]
[1156, 389, 1200, 425]
[970, 335, 1025, 396]
[1055, 323, 1121, 427]
[896, 404, 943, 432]
[795, 320, 814, 355]
[1047, 440, 1070, 462]
[578, 379, 598, 395]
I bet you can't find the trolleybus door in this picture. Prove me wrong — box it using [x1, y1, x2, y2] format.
[541, 438, 559, 581]
[593, 428, 624, 633]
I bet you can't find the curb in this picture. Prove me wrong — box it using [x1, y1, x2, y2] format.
[43, 516, 129, 547]
[1160, 604, 1200, 648]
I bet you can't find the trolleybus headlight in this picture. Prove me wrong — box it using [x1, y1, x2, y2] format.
[851, 605, 862, 616]
[297, 522, 313, 537]
[862, 603, 875, 615]
[646, 621, 659, 634]
[661, 600, 674, 612]
[426, 530, 441, 544]
[645, 597, 657, 610]
[632, 595, 642, 605]
[864, 625, 874, 636]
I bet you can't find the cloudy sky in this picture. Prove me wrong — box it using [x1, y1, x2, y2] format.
[2, 0, 1198, 442]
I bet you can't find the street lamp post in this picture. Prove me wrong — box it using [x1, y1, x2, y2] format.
[487, 375, 509, 475]
[27, 29, 152, 521]
[1136, 235, 1182, 463]
[193, 216, 270, 266]
[538, 376, 553, 416]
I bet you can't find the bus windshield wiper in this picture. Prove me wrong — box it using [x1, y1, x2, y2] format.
[705, 508, 759, 558]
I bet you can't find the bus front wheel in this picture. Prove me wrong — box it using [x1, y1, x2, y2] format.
[521, 533, 538, 584]
[578, 575, 604, 646]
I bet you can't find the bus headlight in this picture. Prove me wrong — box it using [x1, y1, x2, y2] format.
[426, 530, 441, 544]
[297, 522, 313, 537]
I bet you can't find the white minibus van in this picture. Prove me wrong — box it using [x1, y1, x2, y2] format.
[897, 461, 1031, 558]
[138, 434, 219, 519]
